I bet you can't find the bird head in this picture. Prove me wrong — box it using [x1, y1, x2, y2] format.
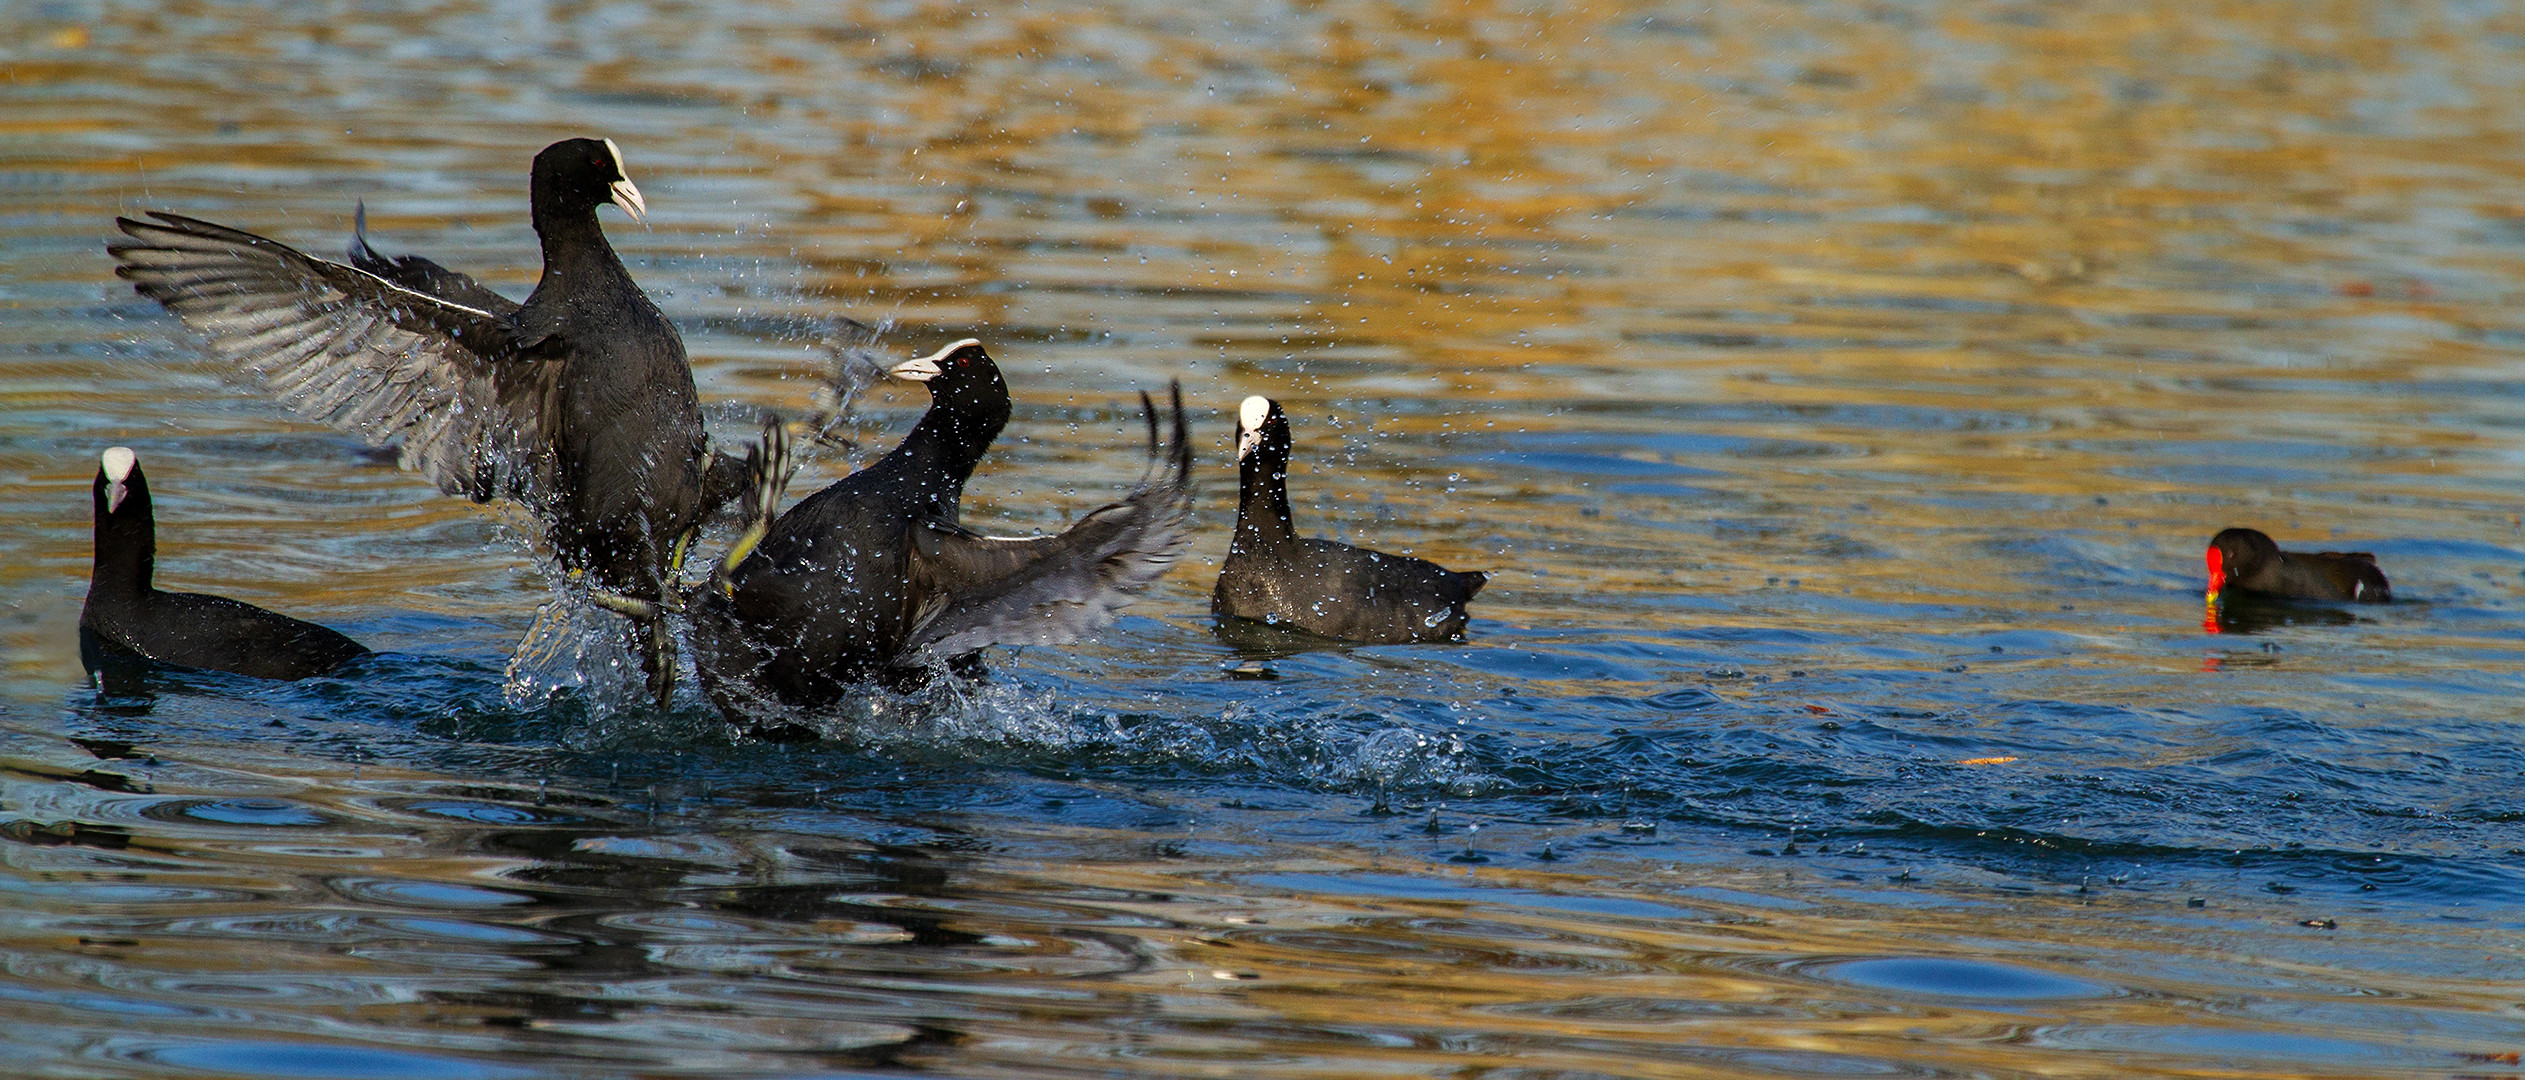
[1235, 394, 1290, 464]
[2204, 527, 2277, 604]
[534, 137, 646, 223]
[99, 446, 139, 514]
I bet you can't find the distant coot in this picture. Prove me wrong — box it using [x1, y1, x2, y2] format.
[1213, 395, 1485, 643]
[81, 447, 370, 681]
[108, 138, 754, 702]
[2206, 527, 2390, 604]
[690, 340, 1195, 718]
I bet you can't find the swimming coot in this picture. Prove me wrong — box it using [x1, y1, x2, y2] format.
[80, 447, 370, 681]
[690, 340, 1195, 717]
[109, 137, 753, 702]
[1213, 395, 1485, 643]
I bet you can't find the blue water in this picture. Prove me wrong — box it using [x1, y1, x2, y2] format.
[84, 599, 2525, 918]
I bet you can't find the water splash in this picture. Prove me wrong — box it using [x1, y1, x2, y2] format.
[502, 594, 646, 716]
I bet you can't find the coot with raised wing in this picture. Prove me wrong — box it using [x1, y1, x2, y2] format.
[691, 340, 1194, 719]
[109, 138, 752, 702]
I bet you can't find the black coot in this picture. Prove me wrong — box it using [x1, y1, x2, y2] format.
[690, 340, 1195, 718]
[1213, 395, 1485, 643]
[80, 447, 370, 681]
[109, 138, 751, 702]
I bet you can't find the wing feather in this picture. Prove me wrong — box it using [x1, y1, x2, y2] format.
[347, 201, 526, 317]
[110, 211, 557, 504]
[902, 384, 1196, 659]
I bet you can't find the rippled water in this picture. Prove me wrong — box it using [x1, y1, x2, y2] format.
[7, 1, 2525, 1076]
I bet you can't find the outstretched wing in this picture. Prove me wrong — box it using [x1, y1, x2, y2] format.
[111, 211, 559, 504]
[346, 201, 524, 318]
[902, 384, 1195, 659]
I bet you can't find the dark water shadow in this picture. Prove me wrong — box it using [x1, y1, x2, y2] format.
[1211, 615, 1361, 666]
[2205, 595, 2366, 635]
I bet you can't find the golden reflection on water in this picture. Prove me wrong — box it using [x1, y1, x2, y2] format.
[7, 0, 2518, 628]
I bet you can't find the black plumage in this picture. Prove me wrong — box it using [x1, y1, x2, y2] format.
[346, 201, 522, 317]
[108, 137, 751, 701]
[1213, 396, 1485, 643]
[80, 447, 370, 681]
[690, 340, 1195, 716]
[2207, 527, 2390, 604]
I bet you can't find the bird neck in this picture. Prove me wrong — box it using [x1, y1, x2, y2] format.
[531, 202, 634, 294]
[896, 404, 1007, 515]
[1232, 450, 1295, 553]
[91, 503, 155, 599]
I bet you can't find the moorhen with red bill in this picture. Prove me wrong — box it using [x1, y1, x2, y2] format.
[2205, 527, 2390, 604]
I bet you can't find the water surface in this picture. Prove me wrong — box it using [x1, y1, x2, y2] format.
[5, 1, 2525, 1077]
